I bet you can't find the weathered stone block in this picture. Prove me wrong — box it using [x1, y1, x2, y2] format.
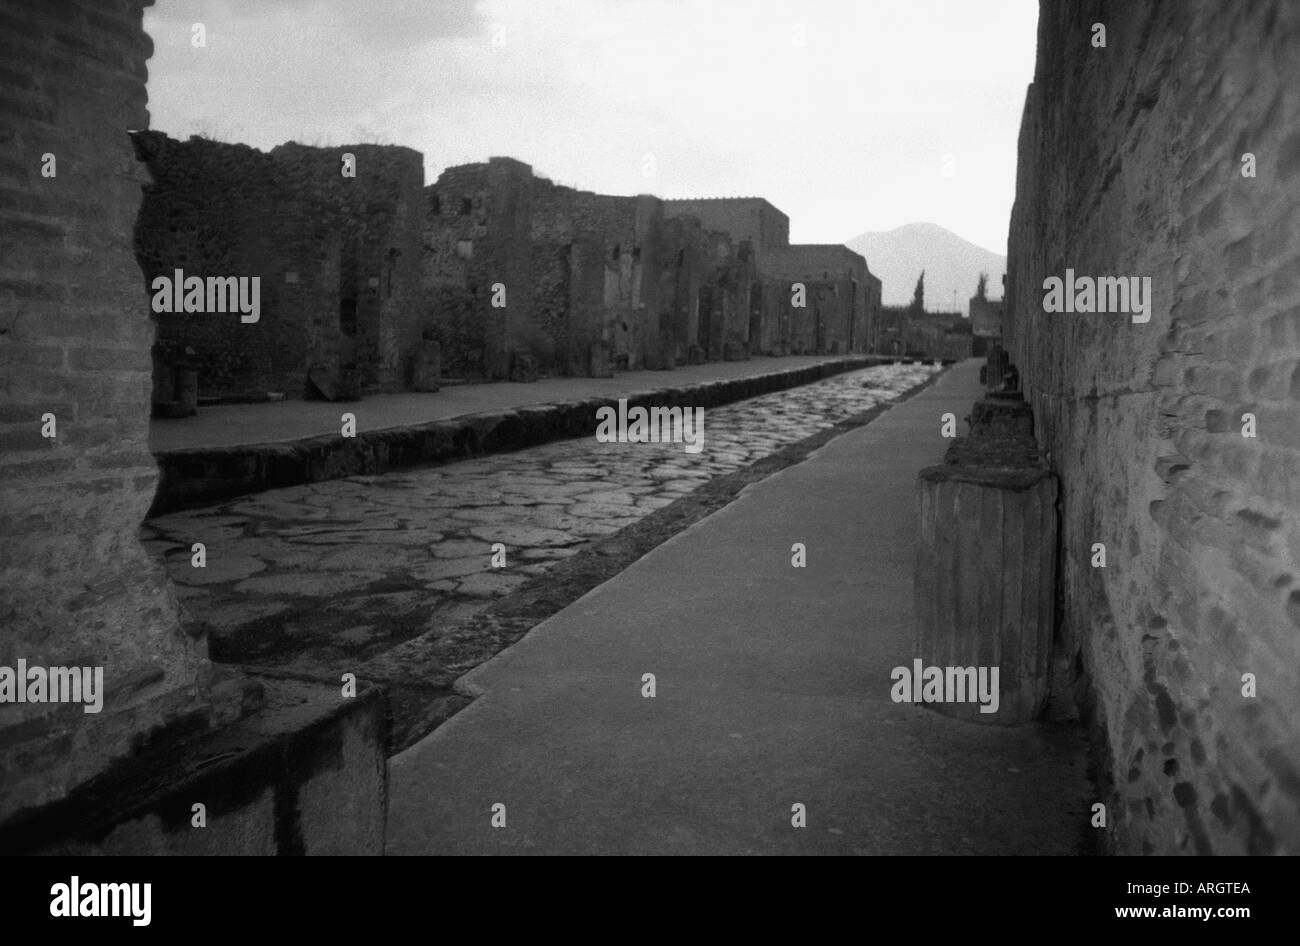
[969, 397, 1034, 439]
[914, 455, 1057, 725]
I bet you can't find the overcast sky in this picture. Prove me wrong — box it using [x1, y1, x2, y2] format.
[143, 0, 1038, 252]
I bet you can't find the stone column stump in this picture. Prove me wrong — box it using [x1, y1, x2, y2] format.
[914, 441, 1057, 725]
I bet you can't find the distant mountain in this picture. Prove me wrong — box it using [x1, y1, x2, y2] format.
[845, 222, 1006, 317]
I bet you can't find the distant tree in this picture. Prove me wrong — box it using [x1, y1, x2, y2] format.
[911, 270, 925, 314]
[976, 271, 988, 301]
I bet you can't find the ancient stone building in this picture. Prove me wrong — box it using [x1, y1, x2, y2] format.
[132, 132, 427, 400]
[1006, 0, 1300, 854]
[664, 198, 880, 356]
[765, 244, 879, 355]
[425, 159, 768, 378]
[529, 180, 674, 375]
[878, 306, 972, 360]
[424, 157, 536, 380]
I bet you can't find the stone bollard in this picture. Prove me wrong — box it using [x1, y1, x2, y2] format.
[969, 396, 1034, 439]
[913, 435, 1057, 725]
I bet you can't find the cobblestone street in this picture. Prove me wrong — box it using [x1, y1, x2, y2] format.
[143, 362, 940, 682]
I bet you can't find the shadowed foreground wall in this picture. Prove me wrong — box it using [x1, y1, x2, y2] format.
[0, 0, 212, 822]
[1006, 0, 1300, 853]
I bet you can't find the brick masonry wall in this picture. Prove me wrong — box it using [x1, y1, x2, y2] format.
[135, 133, 426, 398]
[424, 162, 494, 377]
[133, 132, 322, 398]
[1006, 0, 1300, 853]
[0, 0, 212, 821]
[272, 143, 427, 393]
[428, 174, 873, 373]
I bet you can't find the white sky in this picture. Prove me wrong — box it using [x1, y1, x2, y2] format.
[143, 0, 1038, 252]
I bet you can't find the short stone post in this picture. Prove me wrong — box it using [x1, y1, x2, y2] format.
[913, 405, 1057, 725]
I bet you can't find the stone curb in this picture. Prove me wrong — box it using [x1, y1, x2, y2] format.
[150, 356, 910, 514]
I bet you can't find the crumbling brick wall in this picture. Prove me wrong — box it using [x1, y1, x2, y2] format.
[272, 143, 427, 393]
[132, 132, 323, 398]
[425, 159, 538, 379]
[134, 133, 426, 398]
[1005, 0, 1300, 854]
[0, 0, 212, 823]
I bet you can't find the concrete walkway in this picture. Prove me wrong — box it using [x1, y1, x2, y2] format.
[386, 360, 1091, 855]
[150, 355, 878, 452]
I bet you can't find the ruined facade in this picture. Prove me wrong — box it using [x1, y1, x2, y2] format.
[765, 244, 878, 355]
[0, 0, 212, 824]
[424, 175, 883, 380]
[133, 133, 427, 400]
[426, 159, 774, 379]
[665, 198, 881, 357]
[1006, 0, 1300, 853]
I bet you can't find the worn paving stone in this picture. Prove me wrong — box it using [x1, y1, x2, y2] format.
[233, 571, 385, 596]
[167, 552, 266, 585]
[457, 572, 530, 598]
[410, 557, 488, 582]
[293, 528, 444, 546]
[430, 538, 497, 559]
[315, 546, 420, 573]
[466, 524, 580, 547]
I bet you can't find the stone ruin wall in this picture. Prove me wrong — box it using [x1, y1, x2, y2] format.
[134, 133, 425, 399]
[1006, 0, 1300, 854]
[132, 132, 325, 399]
[0, 0, 213, 824]
[765, 243, 878, 355]
[427, 160, 773, 378]
[271, 142, 427, 393]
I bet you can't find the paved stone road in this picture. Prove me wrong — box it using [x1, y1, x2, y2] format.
[143, 362, 941, 677]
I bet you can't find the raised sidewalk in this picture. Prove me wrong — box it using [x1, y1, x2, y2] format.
[148, 355, 897, 513]
[386, 359, 1092, 855]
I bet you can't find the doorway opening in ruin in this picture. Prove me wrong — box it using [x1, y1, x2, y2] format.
[748, 283, 762, 351]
